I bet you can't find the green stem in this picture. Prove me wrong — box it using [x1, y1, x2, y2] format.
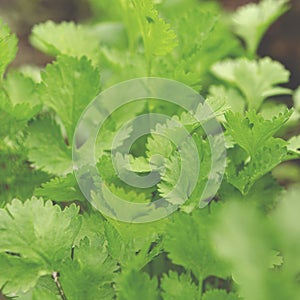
[198, 275, 203, 299]
[52, 272, 67, 300]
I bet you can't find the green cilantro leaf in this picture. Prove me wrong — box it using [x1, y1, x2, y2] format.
[16, 276, 60, 300]
[0, 198, 81, 294]
[164, 207, 230, 281]
[0, 71, 41, 139]
[0, 91, 40, 139]
[4, 72, 40, 106]
[212, 57, 291, 110]
[0, 142, 49, 207]
[174, 10, 217, 60]
[30, 21, 100, 64]
[232, 0, 289, 54]
[287, 135, 300, 155]
[213, 187, 300, 300]
[224, 109, 291, 157]
[35, 173, 85, 202]
[1, 1, 300, 299]
[212, 202, 274, 300]
[159, 5, 242, 86]
[95, 101, 145, 157]
[60, 237, 117, 300]
[106, 184, 150, 204]
[224, 109, 291, 194]
[207, 85, 245, 114]
[38, 55, 101, 144]
[0, 254, 42, 295]
[161, 271, 199, 300]
[18, 64, 42, 83]
[0, 19, 18, 79]
[130, 0, 177, 74]
[219, 174, 283, 213]
[116, 269, 159, 300]
[26, 117, 72, 176]
[226, 140, 288, 194]
[273, 188, 300, 276]
[259, 100, 289, 120]
[105, 218, 165, 270]
[146, 134, 174, 167]
[158, 133, 225, 210]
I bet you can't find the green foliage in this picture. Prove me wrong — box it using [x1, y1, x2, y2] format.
[160, 271, 199, 300]
[224, 109, 292, 194]
[0, 198, 81, 294]
[225, 109, 291, 157]
[35, 173, 85, 202]
[164, 207, 230, 281]
[30, 21, 100, 64]
[116, 269, 159, 300]
[0, 19, 18, 79]
[213, 187, 300, 300]
[26, 117, 72, 176]
[231, 0, 289, 55]
[130, 0, 177, 62]
[212, 57, 291, 110]
[1, 0, 300, 299]
[37, 55, 101, 143]
[59, 237, 116, 300]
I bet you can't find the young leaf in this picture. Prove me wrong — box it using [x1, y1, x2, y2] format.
[0, 19, 18, 79]
[38, 55, 101, 144]
[164, 207, 230, 281]
[116, 269, 159, 300]
[59, 237, 117, 300]
[0, 254, 42, 295]
[219, 174, 283, 213]
[106, 217, 166, 270]
[272, 188, 300, 275]
[35, 173, 85, 202]
[130, 0, 177, 74]
[224, 109, 292, 157]
[161, 271, 199, 300]
[207, 85, 245, 114]
[232, 0, 289, 54]
[224, 110, 291, 194]
[30, 21, 100, 64]
[0, 96, 40, 139]
[0, 198, 81, 294]
[26, 117, 72, 176]
[287, 135, 300, 155]
[159, 5, 242, 85]
[213, 188, 300, 300]
[226, 139, 287, 194]
[3, 72, 40, 106]
[0, 142, 49, 207]
[16, 275, 60, 300]
[212, 57, 291, 110]
[158, 133, 225, 210]
[74, 210, 106, 245]
[174, 10, 217, 60]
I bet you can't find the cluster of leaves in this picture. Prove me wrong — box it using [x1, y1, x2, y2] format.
[1, 0, 300, 299]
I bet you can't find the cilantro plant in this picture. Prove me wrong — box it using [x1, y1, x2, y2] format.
[1, 0, 300, 299]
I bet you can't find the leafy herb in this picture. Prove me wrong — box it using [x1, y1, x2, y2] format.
[1, 0, 300, 299]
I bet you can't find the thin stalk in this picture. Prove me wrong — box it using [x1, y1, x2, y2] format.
[197, 275, 203, 300]
[52, 272, 67, 300]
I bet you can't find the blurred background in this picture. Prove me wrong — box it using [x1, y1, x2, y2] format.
[0, 0, 299, 89]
